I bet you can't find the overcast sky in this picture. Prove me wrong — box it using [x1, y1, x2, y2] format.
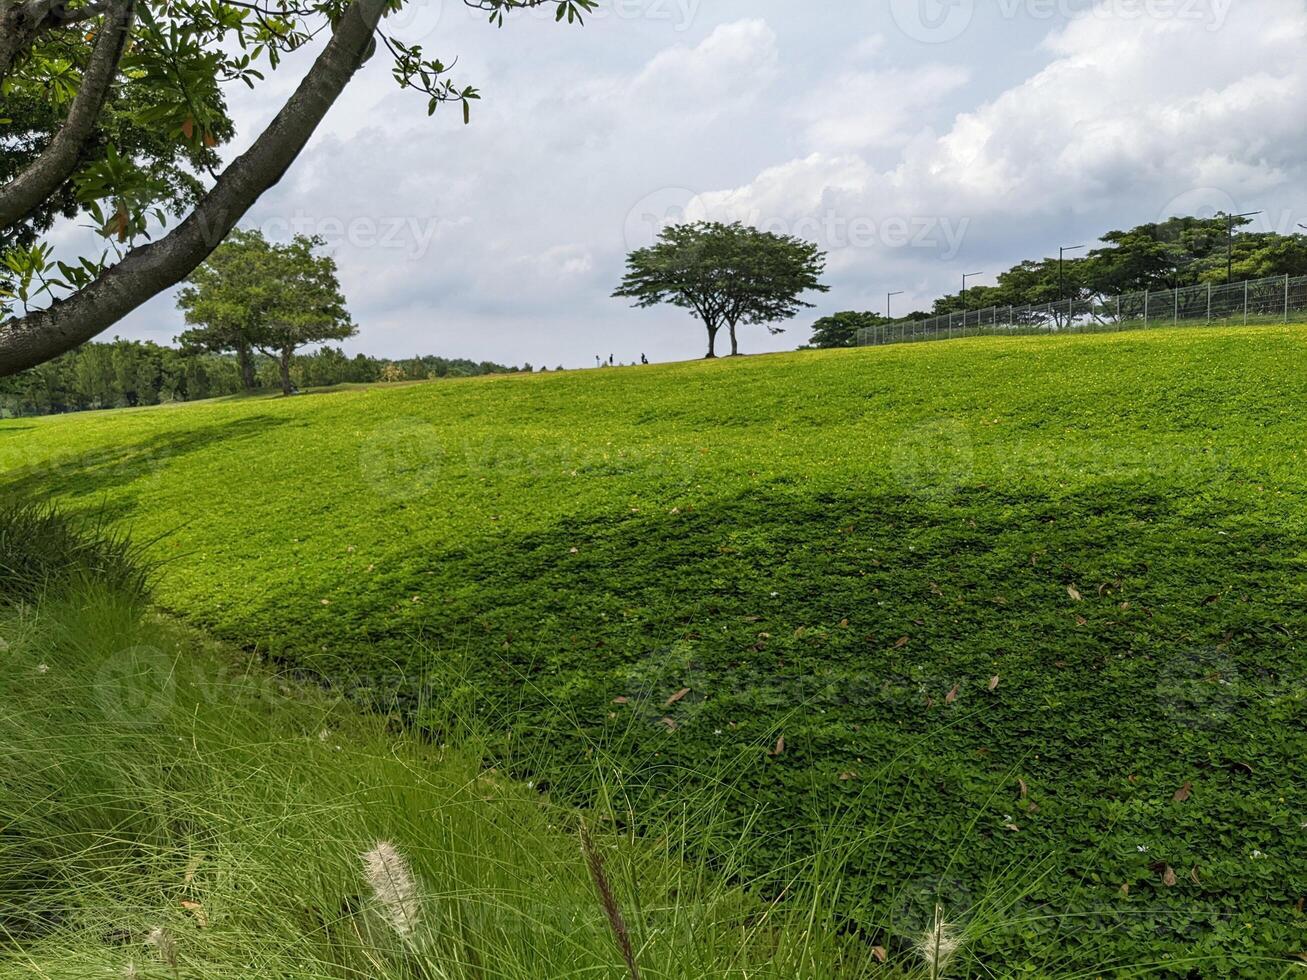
[105, 0, 1307, 367]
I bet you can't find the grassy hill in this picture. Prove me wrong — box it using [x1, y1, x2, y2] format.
[4, 325, 1306, 974]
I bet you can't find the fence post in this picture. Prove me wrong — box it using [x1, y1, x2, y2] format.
[1207, 283, 1212, 322]
[1174, 289, 1178, 325]
[1286, 273, 1291, 322]
[1244, 280, 1249, 325]
[1144, 290, 1150, 328]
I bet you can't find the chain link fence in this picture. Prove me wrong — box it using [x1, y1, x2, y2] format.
[857, 274, 1307, 347]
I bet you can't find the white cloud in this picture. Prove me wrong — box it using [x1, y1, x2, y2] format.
[102, 0, 1307, 364]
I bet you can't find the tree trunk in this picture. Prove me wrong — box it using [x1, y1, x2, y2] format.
[705, 325, 718, 358]
[728, 321, 740, 356]
[278, 349, 293, 396]
[0, 0, 387, 377]
[0, 0, 135, 232]
[235, 342, 256, 391]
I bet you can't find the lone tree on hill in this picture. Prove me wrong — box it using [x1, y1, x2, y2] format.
[177, 230, 354, 396]
[614, 222, 828, 358]
[0, 0, 595, 378]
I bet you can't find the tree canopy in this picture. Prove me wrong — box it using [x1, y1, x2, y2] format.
[929, 215, 1307, 315]
[0, 0, 594, 376]
[177, 229, 354, 395]
[804, 311, 893, 350]
[614, 221, 828, 358]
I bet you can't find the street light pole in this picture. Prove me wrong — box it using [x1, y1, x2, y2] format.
[962, 272, 983, 309]
[887, 290, 904, 319]
[1228, 211, 1263, 284]
[1059, 245, 1086, 302]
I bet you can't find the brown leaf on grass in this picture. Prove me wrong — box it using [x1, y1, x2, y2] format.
[1127, 774, 1139, 784]
[1119, 883, 1130, 897]
[1017, 778, 1028, 799]
[1075, 614, 1088, 626]
[180, 900, 207, 927]
[1004, 823, 1020, 832]
[660, 717, 677, 731]
[769, 735, 785, 757]
[893, 636, 909, 649]
[945, 684, 959, 705]
[871, 946, 888, 963]
[1154, 864, 1178, 887]
[839, 771, 857, 781]
[988, 675, 1000, 691]
[665, 688, 690, 707]
[612, 696, 629, 705]
[1172, 781, 1193, 803]
[1189, 866, 1201, 885]
[1067, 584, 1083, 602]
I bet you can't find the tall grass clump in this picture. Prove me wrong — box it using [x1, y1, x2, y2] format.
[0, 501, 149, 605]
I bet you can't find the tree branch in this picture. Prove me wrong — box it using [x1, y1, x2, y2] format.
[0, 0, 388, 377]
[0, 0, 135, 234]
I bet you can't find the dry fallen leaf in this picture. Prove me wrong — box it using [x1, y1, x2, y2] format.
[1075, 614, 1088, 626]
[988, 675, 1000, 691]
[1017, 777, 1029, 799]
[839, 771, 857, 781]
[894, 636, 910, 649]
[1004, 823, 1020, 832]
[1189, 865, 1201, 885]
[1160, 865, 1178, 887]
[660, 717, 677, 731]
[769, 735, 785, 757]
[180, 900, 207, 928]
[871, 946, 888, 963]
[1067, 584, 1083, 602]
[1119, 883, 1130, 897]
[665, 687, 691, 707]
[1172, 781, 1193, 803]
[945, 684, 959, 705]
[612, 696, 629, 705]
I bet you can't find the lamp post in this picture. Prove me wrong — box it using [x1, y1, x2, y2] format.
[961, 272, 983, 309]
[1227, 211, 1262, 283]
[887, 290, 904, 319]
[1059, 245, 1086, 302]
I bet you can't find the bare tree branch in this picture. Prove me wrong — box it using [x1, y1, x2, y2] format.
[0, 0, 136, 233]
[0, 0, 388, 376]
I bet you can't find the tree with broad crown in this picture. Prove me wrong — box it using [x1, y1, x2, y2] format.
[613, 222, 828, 359]
[0, 0, 595, 378]
[176, 229, 354, 396]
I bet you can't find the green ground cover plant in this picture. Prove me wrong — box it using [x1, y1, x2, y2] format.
[3, 325, 1305, 974]
[0, 507, 948, 978]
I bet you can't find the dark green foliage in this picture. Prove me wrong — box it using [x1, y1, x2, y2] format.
[805, 311, 891, 348]
[931, 215, 1307, 313]
[0, 502, 147, 604]
[0, 340, 524, 417]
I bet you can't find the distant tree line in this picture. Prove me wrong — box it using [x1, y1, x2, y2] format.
[805, 213, 1307, 348]
[0, 339, 527, 417]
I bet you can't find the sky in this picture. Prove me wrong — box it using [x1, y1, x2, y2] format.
[102, 0, 1307, 367]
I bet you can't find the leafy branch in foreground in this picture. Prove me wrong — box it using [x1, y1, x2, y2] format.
[0, 0, 596, 376]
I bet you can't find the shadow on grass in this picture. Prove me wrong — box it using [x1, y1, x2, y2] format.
[0, 415, 290, 520]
